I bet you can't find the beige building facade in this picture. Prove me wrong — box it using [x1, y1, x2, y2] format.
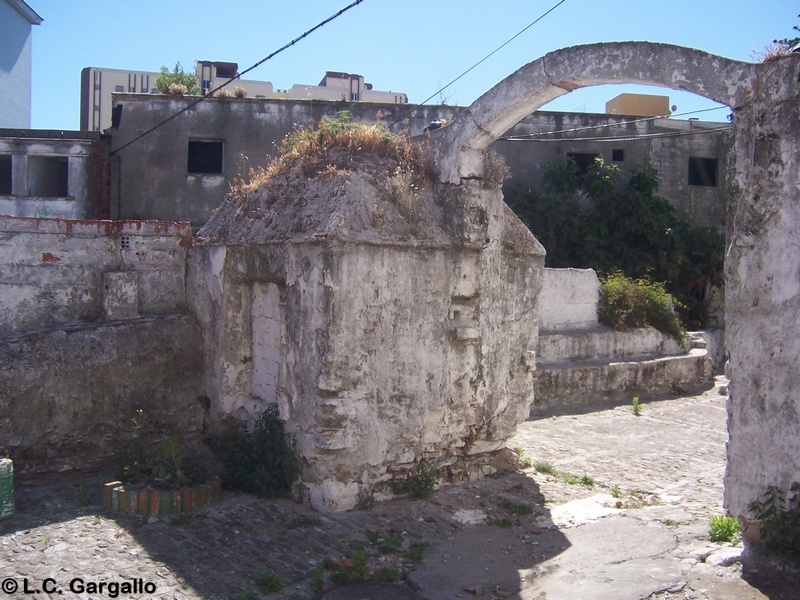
[80, 62, 407, 132]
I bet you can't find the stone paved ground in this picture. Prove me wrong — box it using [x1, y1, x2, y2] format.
[1, 375, 799, 599]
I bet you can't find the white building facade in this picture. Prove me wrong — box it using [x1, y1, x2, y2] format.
[0, 0, 42, 128]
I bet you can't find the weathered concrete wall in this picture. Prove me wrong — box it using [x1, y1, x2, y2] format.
[0, 216, 192, 337]
[109, 94, 728, 229]
[539, 268, 599, 331]
[0, 315, 205, 476]
[0, 133, 102, 219]
[723, 54, 800, 519]
[110, 95, 460, 227]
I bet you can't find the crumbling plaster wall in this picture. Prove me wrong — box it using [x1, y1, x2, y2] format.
[0, 216, 192, 336]
[723, 54, 800, 518]
[189, 177, 545, 512]
[0, 217, 204, 475]
[538, 268, 599, 331]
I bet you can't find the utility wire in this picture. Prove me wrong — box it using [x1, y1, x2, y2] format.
[498, 105, 730, 141]
[498, 124, 731, 144]
[111, 0, 366, 155]
[387, 0, 567, 130]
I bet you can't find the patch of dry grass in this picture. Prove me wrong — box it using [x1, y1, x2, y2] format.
[231, 111, 430, 201]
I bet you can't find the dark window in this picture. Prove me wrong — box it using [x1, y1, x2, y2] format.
[612, 148, 625, 162]
[567, 152, 599, 175]
[29, 156, 68, 197]
[188, 140, 224, 174]
[688, 157, 718, 187]
[0, 155, 11, 195]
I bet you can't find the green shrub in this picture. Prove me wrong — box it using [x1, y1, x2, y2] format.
[709, 515, 741, 543]
[211, 405, 298, 496]
[256, 570, 287, 594]
[750, 482, 800, 562]
[116, 410, 209, 487]
[155, 62, 199, 95]
[392, 462, 436, 500]
[598, 272, 687, 344]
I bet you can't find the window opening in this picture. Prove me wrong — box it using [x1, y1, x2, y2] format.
[688, 157, 718, 187]
[28, 156, 69, 197]
[567, 152, 600, 176]
[187, 140, 224, 174]
[0, 155, 11, 195]
[612, 148, 625, 162]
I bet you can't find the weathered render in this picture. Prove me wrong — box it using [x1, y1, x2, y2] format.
[723, 55, 800, 520]
[189, 151, 545, 512]
[428, 42, 799, 538]
[0, 217, 203, 475]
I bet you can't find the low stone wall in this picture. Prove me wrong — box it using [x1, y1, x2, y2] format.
[0, 315, 205, 476]
[0, 216, 193, 337]
[538, 268, 599, 331]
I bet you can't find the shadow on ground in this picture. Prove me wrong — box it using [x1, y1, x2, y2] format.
[2, 471, 567, 599]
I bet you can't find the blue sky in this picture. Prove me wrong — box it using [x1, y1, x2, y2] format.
[28, 0, 798, 130]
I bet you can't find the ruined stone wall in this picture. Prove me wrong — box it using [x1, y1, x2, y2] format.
[0, 216, 204, 476]
[0, 216, 192, 336]
[189, 154, 546, 512]
[0, 315, 205, 476]
[724, 55, 800, 519]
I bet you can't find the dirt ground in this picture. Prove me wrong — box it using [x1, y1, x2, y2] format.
[2, 375, 799, 599]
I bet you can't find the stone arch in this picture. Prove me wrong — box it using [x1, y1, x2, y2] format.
[428, 41, 800, 536]
[429, 42, 756, 183]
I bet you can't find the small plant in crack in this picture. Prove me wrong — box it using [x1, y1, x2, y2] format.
[499, 500, 535, 516]
[534, 460, 557, 475]
[709, 515, 741, 543]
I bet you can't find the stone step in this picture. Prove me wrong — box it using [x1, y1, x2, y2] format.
[530, 348, 713, 418]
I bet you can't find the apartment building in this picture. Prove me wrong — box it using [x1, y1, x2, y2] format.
[80, 61, 408, 132]
[0, 0, 42, 128]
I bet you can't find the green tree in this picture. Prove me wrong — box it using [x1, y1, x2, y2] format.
[505, 158, 724, 329]
[155, 62, 199, 95]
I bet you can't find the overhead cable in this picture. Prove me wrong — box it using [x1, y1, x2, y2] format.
[498, 105, 730, 141]
[387, 0, 568, 129]
[499, 124, 732, 144]
[111, 0, 366, 155]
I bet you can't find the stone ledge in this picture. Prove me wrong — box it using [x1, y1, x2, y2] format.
[103, 479, 221, 516]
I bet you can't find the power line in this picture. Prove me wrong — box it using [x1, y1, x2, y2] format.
[498, 105, 731, 141]
[498, 124, 731, 144]
[387, 0, 568, 130]
[111, 0, 366, 155]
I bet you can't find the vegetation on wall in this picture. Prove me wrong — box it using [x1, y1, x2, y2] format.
[504, 157, 724, 329]
[598, 273, 687, 344]
[230, 110, 430, 195]
[155, 62, 200, 96]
